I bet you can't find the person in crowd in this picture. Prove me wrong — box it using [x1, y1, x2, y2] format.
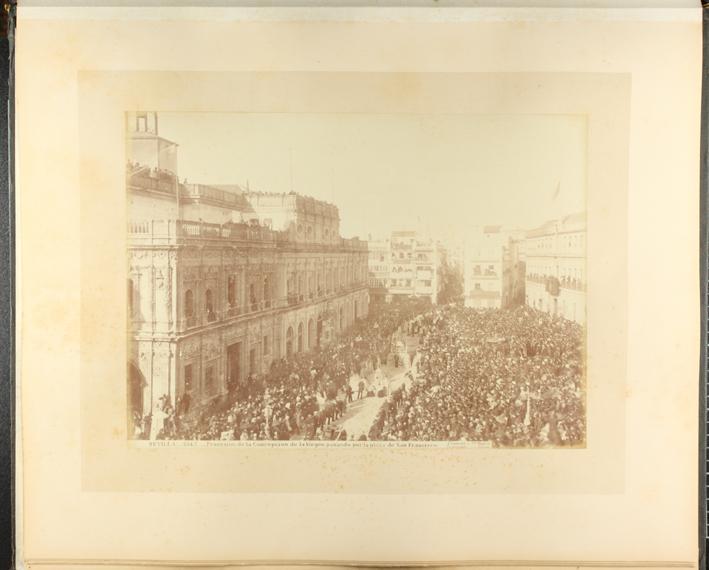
[357, 379, 365, 400]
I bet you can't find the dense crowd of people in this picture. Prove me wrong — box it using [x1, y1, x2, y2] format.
[132, 296, 586, 447]
[133, 297, 431, 441]
[368, 304, 585, 447]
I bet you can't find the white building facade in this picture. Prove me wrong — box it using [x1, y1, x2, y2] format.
[464, 226, 525, 309]
[366, 238, 391, 303]
[524, 213, 586, 324]
[367, 230, 441, 304]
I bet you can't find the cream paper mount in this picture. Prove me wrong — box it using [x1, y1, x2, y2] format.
[16, 8, 700, 567]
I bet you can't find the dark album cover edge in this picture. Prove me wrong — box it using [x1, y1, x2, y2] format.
[2, 1, 16, 569]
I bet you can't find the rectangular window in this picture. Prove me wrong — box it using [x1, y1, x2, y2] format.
[263, 274, 272, 307]
[263, 335, 270, 355]
[249, 282, 257, 311]
[227, 275, 237, 306]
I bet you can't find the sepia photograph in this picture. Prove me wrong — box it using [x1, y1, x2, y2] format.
[17, 5, 703, 565]
[126, 111, 587, 447]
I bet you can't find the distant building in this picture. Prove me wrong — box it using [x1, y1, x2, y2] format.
[524, 213, 586, 324]
[367, 237, 391, 303]
[464, 226, 524, 309]
[126, 112, 369, 427]
[444, 240, 465, 271]
[367, 230, 441, 304]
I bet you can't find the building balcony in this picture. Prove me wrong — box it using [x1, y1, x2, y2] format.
[127, 219, 369, 252]
[182, 184, 249, 209]
[526, 274, 547, 284]
[170, 285, 370, 335]
[389, 285, 414, 292]
[467, 290, 501, 299]
[128, 168, 178, 196]
[560, 281, 585, 291]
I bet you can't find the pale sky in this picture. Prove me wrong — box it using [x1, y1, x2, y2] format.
[157, 113, 586, 241]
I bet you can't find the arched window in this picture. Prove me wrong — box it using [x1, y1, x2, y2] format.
[249, 282, 257, 312]
[184, 289, 194, 318]
[263, 275, 271, 308]
[127, 279, 134, 318]
[308, 318, 315, 349]
[127, 362, 144, 434]
[297, 322, 304, 353]
[287, 272, 295, 302]
[227, 275, 237, 307]
[286, 326, 294, 357]
[205, 289, 215, 322]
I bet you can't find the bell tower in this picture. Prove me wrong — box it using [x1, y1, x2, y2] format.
[131, 111, 159, 136]
[127, 111, 178, 176]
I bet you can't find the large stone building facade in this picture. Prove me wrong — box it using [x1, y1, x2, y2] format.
[463, 214, 585, 323]
[524, 213, 586, 324]
[127, 113, 369, 423]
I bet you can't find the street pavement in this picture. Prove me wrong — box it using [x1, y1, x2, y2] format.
[330, 334, 421, 440]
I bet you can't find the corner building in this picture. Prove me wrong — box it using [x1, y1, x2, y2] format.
[126, 113, 369, 420]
